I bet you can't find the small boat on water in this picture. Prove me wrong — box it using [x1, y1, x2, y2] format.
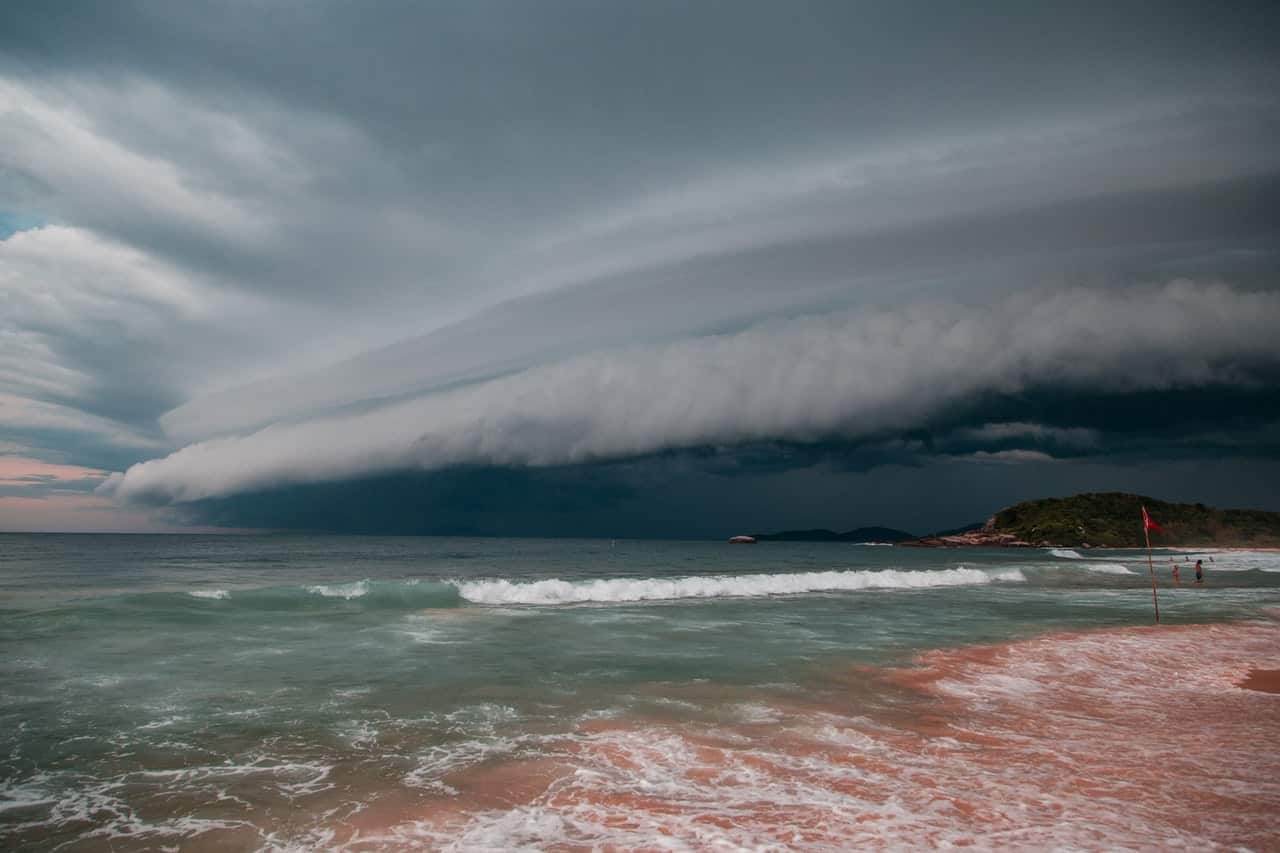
[728, 535, 757, 544]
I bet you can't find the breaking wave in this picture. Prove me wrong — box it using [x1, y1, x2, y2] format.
[305, 580, 370, 599]
[456, 567, 1025, 605]
[1083, 563, 1136, 575]
[80, 563, 1126, 615]
[164, 581, 462, 611]
[1049, 549, 1085, 560]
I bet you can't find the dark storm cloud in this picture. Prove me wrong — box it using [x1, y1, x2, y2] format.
[6, 2, 1279, 147]
[99, 280, 1280, 504]
[3, 1, 1280, 531]
[5, 1, 1279, 297]
[157, 174, 1280, 442]
[171, 466, 638, 537]
[172, 452, 1280, 540]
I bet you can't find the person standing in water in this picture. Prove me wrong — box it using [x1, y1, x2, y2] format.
[1195, 559, 1204, 584]
[1172, 563, 1180, 586]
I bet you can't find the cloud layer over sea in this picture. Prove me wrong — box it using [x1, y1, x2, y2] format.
[3, 2, 1279, 531]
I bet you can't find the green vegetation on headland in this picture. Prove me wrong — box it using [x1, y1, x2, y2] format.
[752, 526, 917, 543]
[916, 492, 1280, 548]
[745, 494, 1280, 548]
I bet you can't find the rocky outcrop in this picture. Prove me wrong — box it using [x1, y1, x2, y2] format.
[900, 532, 1035, 548]
[899, 516, 1035, 548]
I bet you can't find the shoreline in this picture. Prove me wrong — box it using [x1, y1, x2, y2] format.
[898, 541, 1280, 551]
[340, 617, 1280, 849]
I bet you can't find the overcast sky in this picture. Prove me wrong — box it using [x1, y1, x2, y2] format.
[3, 1, 1280, 535]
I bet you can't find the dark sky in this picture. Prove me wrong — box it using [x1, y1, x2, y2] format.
[2, 1, 1279, 535]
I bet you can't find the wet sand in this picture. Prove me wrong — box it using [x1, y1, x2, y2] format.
[1239, 668, 1280, 694]
[355, 619, 1280, 850]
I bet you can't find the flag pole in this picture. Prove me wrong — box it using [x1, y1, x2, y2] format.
[1144, 510, 1160, 624]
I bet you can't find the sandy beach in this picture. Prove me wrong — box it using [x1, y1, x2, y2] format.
[346, 619, 1280, 850]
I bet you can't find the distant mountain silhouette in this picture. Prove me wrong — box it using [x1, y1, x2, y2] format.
[752, 526, 916, 543]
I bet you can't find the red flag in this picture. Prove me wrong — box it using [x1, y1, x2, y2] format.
[1142, 506, 1163, 534]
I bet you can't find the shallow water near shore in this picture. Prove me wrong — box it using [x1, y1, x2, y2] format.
[2, 534, 1278, 850]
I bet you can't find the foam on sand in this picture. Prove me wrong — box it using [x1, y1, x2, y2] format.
[367, 619, 1280, 851]
[456, 567, 1025, 605]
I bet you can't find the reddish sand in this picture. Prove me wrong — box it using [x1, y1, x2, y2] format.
[339, 620, 1280, 850]
[1239, 668, 1280, 694]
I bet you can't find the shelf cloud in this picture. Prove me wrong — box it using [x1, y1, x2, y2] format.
[101, 281, 1280, 504]
[3, 1, 1279, 532]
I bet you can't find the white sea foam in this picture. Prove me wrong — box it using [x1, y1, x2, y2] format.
[443, 703, 521, 733]
[188, 589, 229, 600]
[305, 580, 369, 599]
[1, 771, 259, 845]
[404, 738, 520, 790]
[399, 613, 463, 645]
[138, 715, 188, 730]
[1049, 548, 1085, 559]
[0, 777, 59, 813]
[1083, 563, 1136, 575]
[382, 626, 1280, 852]
[337, 719, 380, 750]
[131, 759, 334, 798]
[456, 567, 1024, 605]
[734, 702, 783, 724]
[400, 626, 456, 645]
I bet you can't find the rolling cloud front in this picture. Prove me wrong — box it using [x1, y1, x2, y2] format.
[3, 1, 1280, 535]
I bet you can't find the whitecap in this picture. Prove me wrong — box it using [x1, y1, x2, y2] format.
[1083, 563, 1136, 575]
[455, 567, 1024, 605]
[188, 589, 229, 600]
[1049, 548, 1085, 559]
[138, 715, 188, 731]
[734, 702, 783, 724]
[305, 580, 369, 599]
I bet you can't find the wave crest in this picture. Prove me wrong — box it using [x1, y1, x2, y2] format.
[188, 589, 230, 600]
[456, 567, 1024, 605]
[1049, 549, 1085, 560]
[306, 580, 370, 599]
[1083, 563, 1135, 575]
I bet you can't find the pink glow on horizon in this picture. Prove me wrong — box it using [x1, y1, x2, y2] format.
[0, 455, 212, 532]
[0, 456, 109, 486]
[0, 494, 169, 532]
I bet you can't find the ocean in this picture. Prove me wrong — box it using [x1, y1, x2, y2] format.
[2, 534, 1278, 851]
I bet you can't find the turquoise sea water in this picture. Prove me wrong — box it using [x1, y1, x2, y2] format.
[2, 534, 1278, 850]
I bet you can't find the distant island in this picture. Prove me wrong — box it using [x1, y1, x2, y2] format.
[904, 492, 1280, 548]
[750, 526, 917, 543]
[743, 493, 1280, 548]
